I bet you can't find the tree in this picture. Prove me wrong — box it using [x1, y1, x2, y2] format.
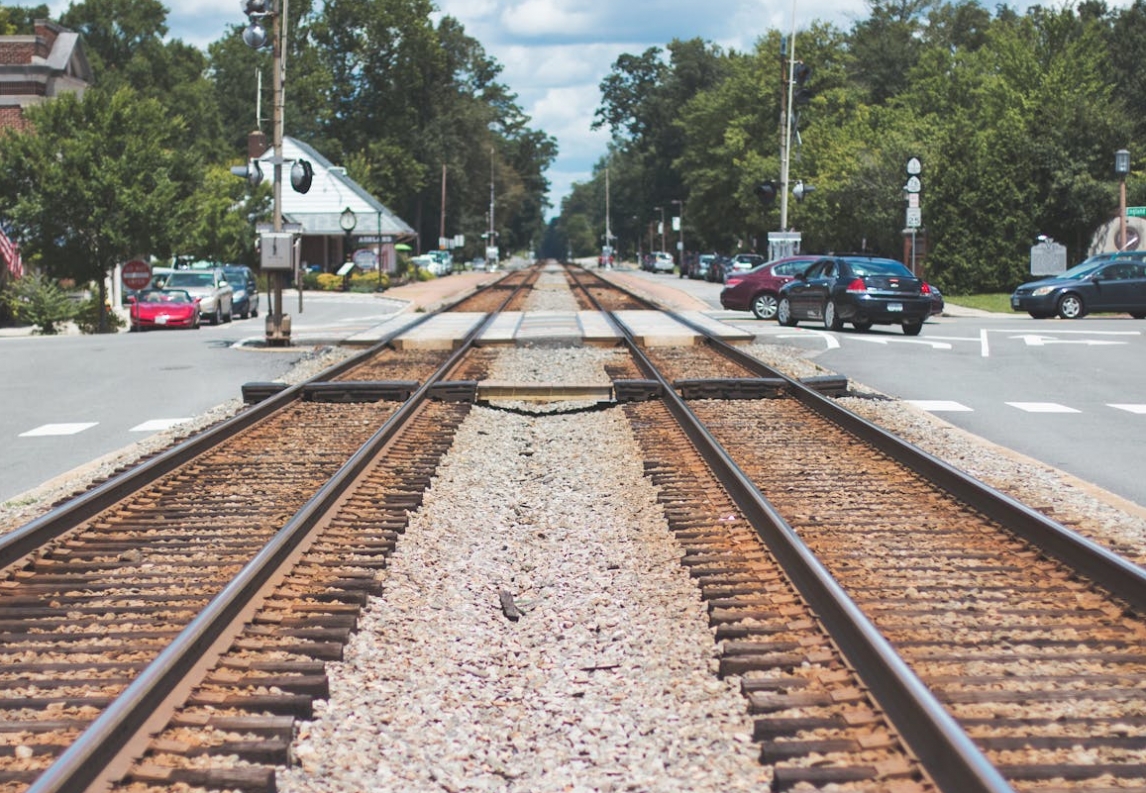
[0, 87, 200, 331]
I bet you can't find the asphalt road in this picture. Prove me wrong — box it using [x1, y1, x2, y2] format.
[645, 270, 1146, 509]
[0, 291, 407, 503]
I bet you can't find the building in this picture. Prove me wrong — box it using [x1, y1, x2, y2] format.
[256, 136, 416, 273]
[0, 20, 93, 132]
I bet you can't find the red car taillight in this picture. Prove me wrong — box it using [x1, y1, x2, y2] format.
[921, 282, 933, 295]
[725, 277, 744, 287]
[845, 277, 867, 293]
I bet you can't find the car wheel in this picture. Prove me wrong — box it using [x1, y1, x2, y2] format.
[777, 297, 798, 326]
[240, 308, 249, 320]
[902, 321, 923, 336]
[1131, 311, 1146, 319]
[750, 293, 779, 320]
[1057, 293, 1085, 319]
[224, 303, 233, 322]
[824, 300, 844, 331]
[211, 307, 221, 325]
[252, 306, 258, 317]
[853, 320, 873, 332]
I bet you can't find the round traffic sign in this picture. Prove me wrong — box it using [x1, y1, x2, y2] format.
[121, 259, 152, 290]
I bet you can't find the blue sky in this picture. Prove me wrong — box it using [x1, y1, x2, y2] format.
[49, 0, 1114, 217]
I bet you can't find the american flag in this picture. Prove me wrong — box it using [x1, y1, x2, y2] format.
[0, 226, 23, 279]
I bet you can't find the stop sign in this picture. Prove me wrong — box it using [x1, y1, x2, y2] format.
[121, 259, 152, 291]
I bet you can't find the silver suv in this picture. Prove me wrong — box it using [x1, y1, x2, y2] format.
[163, 268, 234, 324]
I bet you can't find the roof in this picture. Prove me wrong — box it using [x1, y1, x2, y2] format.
[0, 21, 93, 128]
[256, 137, 415, 239]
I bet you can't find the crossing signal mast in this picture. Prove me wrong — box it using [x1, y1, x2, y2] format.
[770, 0, 814, 259]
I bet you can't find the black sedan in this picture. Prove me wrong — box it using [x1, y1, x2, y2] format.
[1010, 255, 1146, 319]
[776, 255, 934, 335]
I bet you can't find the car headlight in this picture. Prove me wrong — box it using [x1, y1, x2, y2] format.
[233, 289, 247, 300]
[1032, 286, 1054, 297]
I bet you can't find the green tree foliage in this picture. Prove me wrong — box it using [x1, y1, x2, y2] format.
[0, 87, 199, 330]
[0, 273, 76, 334]
[581, 0, 1142, 293]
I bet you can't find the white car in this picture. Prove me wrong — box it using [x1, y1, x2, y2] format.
[651, 252, 675, 273]
[162, 268, 233, 324]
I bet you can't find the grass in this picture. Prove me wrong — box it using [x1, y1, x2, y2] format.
[945, 292, 1012, 313]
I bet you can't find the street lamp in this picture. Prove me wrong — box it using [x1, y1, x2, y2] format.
[1115, 149, 1130, 251]
[340, 207, 357, 262]
[671, 199, 685, 276]
[654, 206, 665, 253]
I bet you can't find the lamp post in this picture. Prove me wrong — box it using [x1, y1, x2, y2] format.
[654, 206, 665, 253]
[1116, 149, 1130, 251]
[671, 199, 684, 276]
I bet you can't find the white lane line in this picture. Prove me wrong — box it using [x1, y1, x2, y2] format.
[1006, 402, 1080, 413]
[130, 418, 193, 432]
[850, 336, 953, 349]
[1109, 404, 1146, 414]
[906, 400, 973, 412]
[19, 422, 99, 437]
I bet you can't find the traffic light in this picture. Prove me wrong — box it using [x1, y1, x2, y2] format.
[754, 181, 778, 207]
[230, 160, 263, 188]
[290, 159, 313, 193]
[793, 60, 812, 105]
[792, 180, 815, 202]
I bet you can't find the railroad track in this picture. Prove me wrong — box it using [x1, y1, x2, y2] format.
[0, 262, 1143, 793]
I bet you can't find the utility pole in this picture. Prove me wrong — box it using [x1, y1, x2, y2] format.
[779, 0, 797, 233]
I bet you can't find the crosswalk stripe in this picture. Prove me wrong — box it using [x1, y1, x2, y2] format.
[130, 418, 193, 432]
[19, 422, 98, 437]
[1109, 403, 1146, 414]
[906, 400, 972, 412]
[1006, 402, 1080, 413]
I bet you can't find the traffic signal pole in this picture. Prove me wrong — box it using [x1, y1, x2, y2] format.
[266, 0, 289, 346]
[779, 0, 797, 232]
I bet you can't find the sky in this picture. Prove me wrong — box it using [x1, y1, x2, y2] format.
[49, 0, 1099, 217]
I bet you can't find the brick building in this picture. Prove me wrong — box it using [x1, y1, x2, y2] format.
[0, 20, 93, 132]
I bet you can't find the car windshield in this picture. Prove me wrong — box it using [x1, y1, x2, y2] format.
[846, 260, 914, 277]
[1054, 260, 1110, 280]
[165, 272, 214, 287]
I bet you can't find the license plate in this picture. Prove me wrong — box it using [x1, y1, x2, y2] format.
[1011, 298, 1020, 307]
[887, 302, 902, 312]
[156, 316, 168, 325]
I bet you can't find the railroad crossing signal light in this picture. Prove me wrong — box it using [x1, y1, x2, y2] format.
[230, 159, 263, 188]
[754, 181, 778, 207]
[290, 159, 313, 194]
[793, 60, 813, 105]
[793, 180, 815, 202]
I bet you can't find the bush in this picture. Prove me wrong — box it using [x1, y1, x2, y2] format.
[315, 273, 343, 291]
[0, 273, 76, 334]
[74, 293, 125, 334]
[348, 272, 389, 292]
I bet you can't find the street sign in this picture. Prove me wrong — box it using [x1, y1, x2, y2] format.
[1127, 206, 1146, 217]
[906, 207, 922, 228]
[906, 157, 922, 175]
[121, 259, 152, 290]
[904, 176, 922, 193]
[907, 193, 919, 209]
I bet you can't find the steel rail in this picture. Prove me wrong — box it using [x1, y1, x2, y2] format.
[19, 268, 537, 793]
[568, 263, 1015, 793]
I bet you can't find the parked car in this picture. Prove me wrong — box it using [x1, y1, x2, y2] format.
[724, 253, 767, 280]
[221, 265, 259, 319]
[925, 282, 945, 316]
[691, 253, 716, 280]
[162, 268, 233, 325]
[127, 288, 201, 331]
[598, 246, 614, 268]
[776, 255, 934, 335]
[720, 255, 820, 319]
[706, 255, 732, 283]
[1010, 255, 1146, 319]
[650, 251, 675, 273]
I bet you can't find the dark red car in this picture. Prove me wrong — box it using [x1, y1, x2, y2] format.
[719, 255, 819, 319]
[128, 288, 201, 331]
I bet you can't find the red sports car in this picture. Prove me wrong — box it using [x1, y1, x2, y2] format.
[128, 288, 201, 331]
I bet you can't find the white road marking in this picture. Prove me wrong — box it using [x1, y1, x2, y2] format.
[1006, 402, 1080, 413]
[1109, 404, 1146, 414]
[1011, 334, 1127, 347]
[906, 400, 972, 412]
[130, 418, 192, 432]
[850, 336, 953, 349]
[19, 422, 98, 437]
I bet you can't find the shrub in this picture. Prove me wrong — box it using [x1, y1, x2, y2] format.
[315, 273, 343, 291]
[0, 273, 76, 334]
[74, 293, 125, 334]
[348, 272, 389, 292]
